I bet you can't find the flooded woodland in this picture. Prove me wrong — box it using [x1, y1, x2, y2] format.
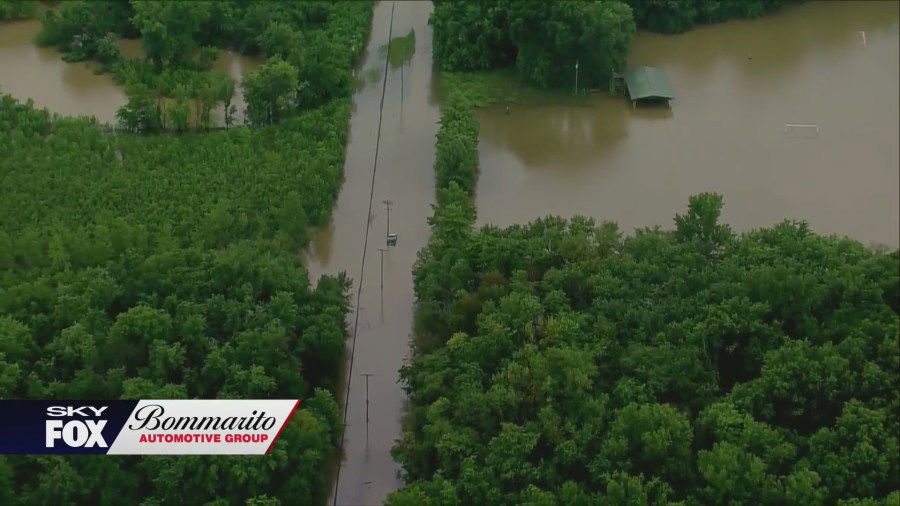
[474, 1, 899, 248]
[1, 1, 897, 504]
[0, 19, 260, 125]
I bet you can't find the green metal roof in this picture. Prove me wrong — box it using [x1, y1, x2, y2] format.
[623, 66, 674, 101]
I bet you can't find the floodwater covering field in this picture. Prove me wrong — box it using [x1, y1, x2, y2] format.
[0, 19, 259, 125]
[0, 20, 128, 121]
[1, 1, 897, 503]
[475, 1, 899, 248]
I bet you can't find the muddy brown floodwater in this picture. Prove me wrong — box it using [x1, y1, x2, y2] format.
[3, 1, 897, 505]
[476, 1, 899, 248]
[303, 2, 438, 505]
[0, 20, 128, 122]
[0, 19, 259, 125]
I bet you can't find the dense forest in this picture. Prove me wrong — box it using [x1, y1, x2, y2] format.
[430, 0, 802, 87]
[386, 75, 900, 503]
[0, 1, 372, 504]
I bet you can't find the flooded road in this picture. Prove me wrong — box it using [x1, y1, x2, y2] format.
[303, 2, 438, 505]
[0, 19, 259, 125]
[475, 1, 899, 247]
[4, 1, 896, 504]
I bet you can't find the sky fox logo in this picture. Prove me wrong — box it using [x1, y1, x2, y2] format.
[45, 406, 109, 448]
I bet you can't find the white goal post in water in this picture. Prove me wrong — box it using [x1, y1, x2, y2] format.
[784, 123, 819, 138]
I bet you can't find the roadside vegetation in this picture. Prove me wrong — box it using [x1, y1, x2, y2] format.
[0, 1, 373, 504]
[388, 18, 900, 505]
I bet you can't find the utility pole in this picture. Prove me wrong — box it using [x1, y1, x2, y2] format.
[377, 247, 387, 309]
[574, 60, 579, 96]
[361, 373, 373, 443]
[382, 199, 393, 237]
[383, 199, 397, 246]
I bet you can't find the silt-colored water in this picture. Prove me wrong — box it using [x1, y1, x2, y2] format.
[475, 1, 899, 247]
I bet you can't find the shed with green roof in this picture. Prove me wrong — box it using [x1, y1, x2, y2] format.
[620, 66, 674, 107]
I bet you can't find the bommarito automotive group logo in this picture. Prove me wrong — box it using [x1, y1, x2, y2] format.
[0, 400, 301, 455]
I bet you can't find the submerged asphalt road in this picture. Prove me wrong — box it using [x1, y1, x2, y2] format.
[304, 2, 439, 505]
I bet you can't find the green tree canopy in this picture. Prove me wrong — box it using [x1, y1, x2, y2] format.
[391, 81, 900, 504]
[430, 0, 636, 88]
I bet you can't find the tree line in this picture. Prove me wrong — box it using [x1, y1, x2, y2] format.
[625, 0, 802, 33]
[431, 0, 635, 88]
[386, 71, 899, 504]
[430, 0, 803, 88]
[0, 1, 372, 503]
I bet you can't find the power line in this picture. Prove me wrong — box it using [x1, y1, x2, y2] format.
[332, 2, 396, 504]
